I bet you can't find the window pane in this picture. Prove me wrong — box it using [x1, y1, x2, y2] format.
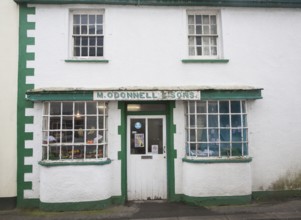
[196, 102, 206, 113]
[204, 46, 210, 55]
[50, 117, 61, 130]
[74, 129, 85, 143]
[211, 47, 217, 56]
[210, 15, 217, 24]
[196, 25, 202, 34]
[189, 46, 195, 56]
[195, 15, 202, 24]
[211, 25, 217, 35]
[232, 128, 242, 141]
[89, 25, 95, 34]
[49, 131, 60, 143]
[231, 101, 241, 113]
[203, 37, 210, 45]
[42, 146, 48, 160]
[62, 131, 72, 143]
[221, 143, 230, 156]
[74, 145, 84, 159]
[97, 47, 103, 56]
[86, 129, 97, 144]
[196, 47, 202, 55]
[188, 25, 194, 35]
[220, 115, 229, 127]
[188, 15, 194, 24]
[189, 115, 196, 127]
[220, 129, 230, 141]
[188, 36, 194, 46]
[73, 15, 80, 24]
[209, 143, 219, 156]
[87, 116, 97, 130]
[98, 116, 104, 129]
[81, 25, 87, 34]
[208, 101, 218, 113]
[75, 102, 85, 115]
[96, 25, 103, 34]
[232, 143, 242, 156]
[49, 145, 60, 160]
[74, 47, 80, 56]
[89, 47, 96, 56]
[61, 145, 72, 159]
[96, 15, 103, 24]
[190, 129, 196, 142]
[50, 102, 61, 115]
[73, 25, 80, 34]
[89, 15, 95, 24]
[87, 102, 97, 114]
[196, 37, 202, 45]
[203, 25, 209, 34]
[231, 115, 241, 127]
[197, 115, 206, 127]
[86, 145, 97, 159]
[197, 129, 207, 142]
[197, 143, 208, 157]
[209, 128, 218, 142]
[219, 101, 229, 113]
[89, 37, 96, 46]
[203, 15, 209, 24]
[63, 102, 73, 115]
[62, 116, 73, 129]
[98, 145, 104, 158]
[81, 15, 88, 24]
[74, 116, 85, 129]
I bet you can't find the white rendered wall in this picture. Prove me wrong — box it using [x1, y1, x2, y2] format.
[40, 165, 112, 203]
[0, 0, 18, 198]
[183, 162, 252, 197]
[31, 5, 301, 192]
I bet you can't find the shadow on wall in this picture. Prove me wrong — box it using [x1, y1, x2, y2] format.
[269, 171, 301, 191]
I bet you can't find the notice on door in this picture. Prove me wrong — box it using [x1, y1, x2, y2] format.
[134, 134, 144, 148]
[151, 145, 159, 154]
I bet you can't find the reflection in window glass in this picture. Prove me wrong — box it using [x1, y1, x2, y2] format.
[42, 101, 108, 161]
[186, 100, 248, 158]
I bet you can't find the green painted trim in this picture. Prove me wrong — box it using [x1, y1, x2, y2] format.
[26, 91, 93, 101]
[252, 190, 301, 201]
[17, 3, 36, 209]
[166, 101, 176, 201]
[182, 59, 229, 63]
[13, 0, 301, 8]
[40, 196, 123, 211]
[182, 157, 252, 164]
[38, 159, 111, 167]
[118, 102, 127, 202]
[201, 89, 262, 100]
[65, 59, 109, 63]
[181, 194, 251, 206]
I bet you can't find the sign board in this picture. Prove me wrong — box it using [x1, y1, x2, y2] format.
[93, 90, 200, 100]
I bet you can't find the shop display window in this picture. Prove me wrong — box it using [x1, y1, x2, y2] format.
[42, 101, 107, 161]
[186, 100, 248, 158]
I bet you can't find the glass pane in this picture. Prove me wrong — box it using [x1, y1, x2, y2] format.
[73, 15, 80, 24]
[42, 146, 47, 160]
[86, 145, 97, 159]
[82, 47, 88, 56]
[220, 115, 229, 127]
[98, 145, 104, 158]
[231, 101, 241, 113]
[196, 36, 202, 45]
[208, 115, 218, 127]
[243, 128, 248, 142]
[148, 119, 163, 154]
[89, 15, 95, 24]
[219, 101, 229, 113]
[188, 15, 194, 24]
[97, 47, 103, 56]
[74, 145, 84, 159]
[97, 36, 103, 46]
[203, 37, 210, 45]
[81, 15, 87, 24]
[203, 25, 209, 34]
[197, 143, 208, 157]
[81, 25, 87, 34]
[89, 25, 95, 34]
[87, 116, 97, 129]
[62, 131, 72, 143]
[220, 129, 230, 142]
[74, 47, 80, 56]
[197, 102, 206, 113]
[49, 145, 60, 160]
[50, 102, 61, 115]
[204, 46, 210, 55]
[232, 143, 242, 156]
[74, 116, 85, 129]
[62, 102, 73, 115]
[203, 15, 209, 24]
[208, 101, 218, 113]
[211, 47, 217, 55]
[61, 145, 72, 159]
[74, 129, 85, 143]
[43, 102, 49, 115]
[50, 117, 61, 130]
[241, 101, 246, 113]
[42, 117, 48, 131]
[89, 47, 96, 56]
[73, 25, 80, 34]
[75, 102, 85, 115]
[94, 131, 104, 144]
[209, 143, 219, 156]
[196, 25, 202, 34]
[188, 36, 194, 46]
[82, 37, 88, 46]
[210, 15, 216, 24]
[231, 115, 241, 127]
[221, 143, 230, 156]
[97, 102, 106, 114]
[197, 115, 206, 127]
[243, 143, 248, 156]
[195, 15, 202, 24]
[189, 46, 195, 56]
[189, 115, 196, 127]
[232, 128, 242, 141]
[49, 131, 60, 143]
[188, 102, 195, 113]
[96, 15, 103, 24]
[42, 131, 48, 144]
[188, 25, 194, 35]
[86, 129, 97, 144]
[242, 114, 247, 127]
[211, 25, 217, 34]
[196, 47, 202, 55]
[190, 129, 196, 142]
[130, 119, 146, 154]
[211, 37, 217, 45]
[98, 116, 104, 129]
[209, 128, 218, 142]
[197, 129, 207, 142]
[189, 143, 196, 156]
[89, 37, 96, 46]
[96, 25, 103, 34]
[127, 104, 166, 112]
[62, 116, 73, 129]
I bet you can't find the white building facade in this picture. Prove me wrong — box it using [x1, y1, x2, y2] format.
[14, 0, 301, 210]
[0, 0, 18, 210]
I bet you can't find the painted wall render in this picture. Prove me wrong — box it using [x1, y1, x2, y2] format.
[0, 0, 18, 198]
[27, 4, 301, 200]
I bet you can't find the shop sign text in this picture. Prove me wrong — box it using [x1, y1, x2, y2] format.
[93, 91, 200, 100]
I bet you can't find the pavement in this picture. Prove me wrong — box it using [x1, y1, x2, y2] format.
[0, 198, 301, 220]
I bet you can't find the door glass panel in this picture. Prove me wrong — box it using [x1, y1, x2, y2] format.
[127, 104, 166, 112]
[130, 119, 146, 154]
[148, 119, 163, 154]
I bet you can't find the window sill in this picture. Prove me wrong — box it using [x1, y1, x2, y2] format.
[65, 59, 109, 63]
[182, 157, 252, 164]
[181, 59, 229, 63]
[38, 158, 111, 167]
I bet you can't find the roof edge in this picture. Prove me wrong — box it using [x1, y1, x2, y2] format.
[13, 0, 301, 8]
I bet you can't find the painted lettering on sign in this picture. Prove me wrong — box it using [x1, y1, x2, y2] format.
[93, 91, 200, 100]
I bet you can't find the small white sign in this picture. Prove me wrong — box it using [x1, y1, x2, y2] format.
[152, 145, 159, 154]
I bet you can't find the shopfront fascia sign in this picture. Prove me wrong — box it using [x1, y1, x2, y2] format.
[93, 90, 201, 100]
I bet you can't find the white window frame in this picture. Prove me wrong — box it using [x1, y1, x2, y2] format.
[69, 9, 105, 60]
[186, 10, 222, 59]
[185, 100, 248, 158]
[42, 101, 108, 161]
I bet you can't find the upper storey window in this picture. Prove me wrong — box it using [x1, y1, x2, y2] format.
[71, 10, 104, 58]
[187, 11, 221, 58]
